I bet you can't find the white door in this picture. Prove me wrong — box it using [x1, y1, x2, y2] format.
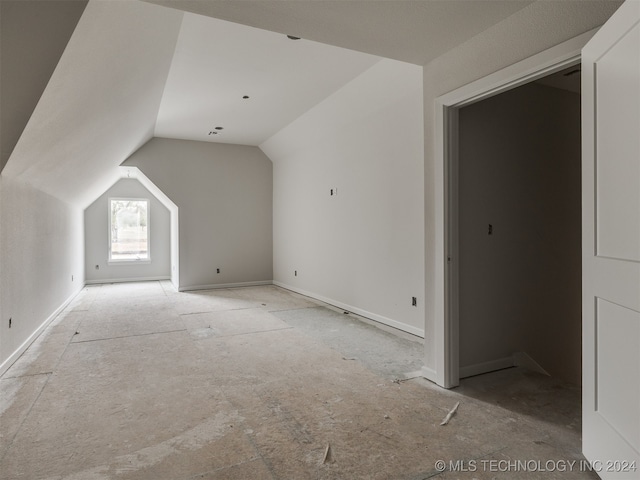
[582, 1, 640, 478]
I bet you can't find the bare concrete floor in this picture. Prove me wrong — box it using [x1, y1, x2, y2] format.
[1, 282, 596, 480]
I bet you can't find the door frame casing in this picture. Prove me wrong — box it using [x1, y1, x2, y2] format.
[427, 29, 597, 389]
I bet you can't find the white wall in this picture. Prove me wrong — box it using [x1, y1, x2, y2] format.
[422, 0, 622, 375]
[123, 138, 272, 290]
[0, 176, 84, 374]
[130, 168, 180, 289]
[261, 59, 425, 336]
[84, 178, 171, 284]
[458, 82, 582, 384]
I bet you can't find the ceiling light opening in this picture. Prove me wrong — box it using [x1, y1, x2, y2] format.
[215, 127, 224, 130]
[242, 95, 250, 99]
[286, 35, 301, 40]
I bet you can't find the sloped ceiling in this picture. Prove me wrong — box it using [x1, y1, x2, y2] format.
[154, 13, 380, 146]
[2, 0, 184, 208]
[2, 0, 539, 208]
[0, 0, 88, 172]
[142, 0, 534, 66]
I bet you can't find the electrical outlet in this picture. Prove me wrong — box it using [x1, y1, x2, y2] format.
[295, 270, 297, 276]
[9, 318, 12, 328]
[95, 264, 100, 270]
[412, 297, 417, 306]
[216, 268, 220, 274]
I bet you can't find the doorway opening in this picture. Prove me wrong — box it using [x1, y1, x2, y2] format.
[436, 45, 586, 439]
[434, 29, 597, 390]
[456, 65, 582, 386]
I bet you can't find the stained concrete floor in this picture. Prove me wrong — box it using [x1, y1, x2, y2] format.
[0, 282, 597, 480]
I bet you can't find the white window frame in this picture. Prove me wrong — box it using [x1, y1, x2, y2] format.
[108, 197, 151, 264]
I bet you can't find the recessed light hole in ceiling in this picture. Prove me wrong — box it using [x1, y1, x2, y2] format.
[243, 95, 250, 99]
[215, 126, 224, 130]
[286, 35, 301, 40]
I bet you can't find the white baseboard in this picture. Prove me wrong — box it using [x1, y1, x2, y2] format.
[179, 280, 272, 292]
[459, 356, 514, 379]
[459, 351, 550, 379]
[0, 285, 85, 377]
[421, 366, 439, 384]
[513, 351, 550, 376]
[273, 281, 425, 338]
[85, 276, 170, 285]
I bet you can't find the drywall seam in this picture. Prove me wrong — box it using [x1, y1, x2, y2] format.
[274, 281, 425, 338]
[85, 276, 170, 285]
[178, 280, 273, 292]
[0, 284, 85, 377]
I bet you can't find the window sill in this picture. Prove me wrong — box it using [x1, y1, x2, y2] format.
[108, 259, 151, 266]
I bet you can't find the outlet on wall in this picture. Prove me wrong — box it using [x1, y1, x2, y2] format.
[216, 268, 220, 274]
[412, 296, 417, 306]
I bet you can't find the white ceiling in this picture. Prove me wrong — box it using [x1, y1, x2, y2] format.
[4, 0, 539, 207]
[143, 0, 535, 66]
[155, 13, 380, 146]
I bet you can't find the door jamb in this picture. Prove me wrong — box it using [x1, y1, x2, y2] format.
[433, 30, 596, 389]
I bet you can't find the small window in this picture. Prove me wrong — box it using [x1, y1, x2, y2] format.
[109, 198, 149, 262]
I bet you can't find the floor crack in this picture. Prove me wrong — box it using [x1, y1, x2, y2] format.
[71, 328, 187, 344]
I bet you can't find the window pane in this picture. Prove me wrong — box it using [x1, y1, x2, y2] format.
[110, 200, 149, 260]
